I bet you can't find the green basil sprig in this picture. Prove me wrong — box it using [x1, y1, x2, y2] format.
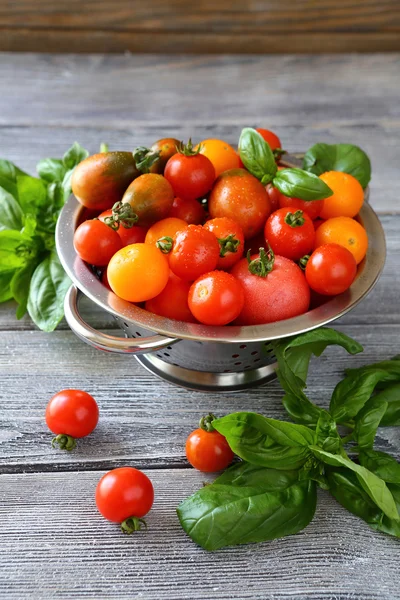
[238, 127, 277, 184]
[0, 142, 89, 330]
[273, 168, 333, 201]
[178, 327, 400, 551]
[303, 142, 371, 188]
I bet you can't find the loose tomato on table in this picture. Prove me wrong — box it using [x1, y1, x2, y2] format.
[169, 225, 220, 281]
[107, 243, 169, 302]
[208, 168, 272, 239]
[186, 413, 234, 473]
[168, 196, 206, 225]
[188, 271, 244, 326]
[264, 207, 315, 261]
[121, 173, 175, 227]
[255, 128, 282, 151]
[96, 467, 154, 533]
[145, 272, 196, 322]
[203, 217, 245, 270]
[74, 219, 122, 266]
[164, 140, 215, 201]
[315, 216, 368, 264]
[231, 248, 310, 325]
[196, 139, 241, 177]
[45, 389, 99, 450]
[305, 243, 357, 295]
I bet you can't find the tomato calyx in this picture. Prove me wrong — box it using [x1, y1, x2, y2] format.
[156, 236, 174, 254]
[299, 254, 310, 270]
[51, 434, 77, 451]
[133, 146, 161, 174]
[247, 246, 275, 277]
[284, 210, 305, 228]
[217, 234, 240, 257]
[199, 412, 217, 432]
[121, 516, 148, 535]
[177, 138, 202, 157]
[273, 148, 286, 160]
[103, 201, 139, 230]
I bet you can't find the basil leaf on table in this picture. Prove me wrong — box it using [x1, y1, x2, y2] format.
[374, 384, 400, 426]
[212, 461, 300, 489]
[238, 127, 277, 184]
[359, 449, 400, 484]
[311, 446, 399, 521]
[177, 476, 316, 551]
[0, 188, 24, 231]
[315, 410, 341, 453]
[354, 397, 388, 449]
[345, 360, 400, 386]
[272, 168, 333, 201]
[213, 412, 313, 470]
[303, 143, 371, 188]
[27, 251, 71, 332]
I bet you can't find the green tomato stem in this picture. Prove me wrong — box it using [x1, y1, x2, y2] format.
[121, 517, 148, 534]
[284, 210, 305, 228]
[199, 413, 217, 432]
[247, 246, 275, 277]
[156, 236, 174, 254]
[218, 234, 240, 257]
[51, 434, 76, 451]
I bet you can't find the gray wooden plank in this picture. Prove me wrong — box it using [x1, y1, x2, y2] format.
[0, 120, 398, 215]
[0, 324, 399, 471]
[0, 469, 399, 600]
[0, 214, 397, 331]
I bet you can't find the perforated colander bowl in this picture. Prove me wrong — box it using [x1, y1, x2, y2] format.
[56, 156, 386, 392]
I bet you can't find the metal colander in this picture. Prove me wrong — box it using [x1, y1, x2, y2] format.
[56, 155, 386, 392]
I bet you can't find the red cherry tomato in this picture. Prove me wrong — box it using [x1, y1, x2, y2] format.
[74, 219, 122, 266]
[168, 196, 206, 225]
[305, 243, 357, 296]
[145, 272, 196, 322]
[188, 271, 244, 326]
[265, 183, 282, 212]
[278, 195, 325, 220]
[95, 467, 154, 528]
[98, 209, 147, 246]
[256, 128, 282, 151]
[169, 225, 220, 281]
[185, 414, 234, 473]
[45, 389, 99, 450]
[203, 217, 245, 270]
[264, 207, 315, 261]
[231, 249, 310, 325]
[164, 144, 215, 201]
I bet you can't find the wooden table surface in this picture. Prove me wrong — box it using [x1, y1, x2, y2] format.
[1, 53, 400, 600]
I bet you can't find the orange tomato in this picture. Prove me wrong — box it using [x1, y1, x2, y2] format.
[145, 217, 188, 249]
[107, 243, 169, 302]
[314, 216, 368, 264]
[196, 139, 240, 177]
[319, 171, 364, 219]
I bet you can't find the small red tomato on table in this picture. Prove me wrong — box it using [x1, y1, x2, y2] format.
[45, 389, 99, 450]
[186, 413, 234, 473]
[96, 467, 154, 534]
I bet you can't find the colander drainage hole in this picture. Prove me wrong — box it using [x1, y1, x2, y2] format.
[232, 354, 240, 358]
[234, 361, 242, 366]
[156, 354, 162, 358]
[167, 346, 173, 350]
[244, 365, 251, 370]
[164, 352, 170, 357]
[254, 358, 261, 363]
[251, 351, 258, 356]
[135, 331, 142, 337]
[123, 322, 129, 328]
[223, 369, 232, 373]
[239, 344, 247, 349]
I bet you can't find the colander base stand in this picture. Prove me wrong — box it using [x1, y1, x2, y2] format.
[135, 353, 277, 392]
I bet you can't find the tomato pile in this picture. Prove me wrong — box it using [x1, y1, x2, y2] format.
[72, 128, 369, 327]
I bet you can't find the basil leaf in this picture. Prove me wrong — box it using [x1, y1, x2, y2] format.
[213, 413, 313, 470]
[27, 251, 71, 332]
[61, 169, 74, 201]
[0, 188, 24, 231]
[214, 461, 299, 489]
[11, 262, 36, 319]
[0, 269, 17, 302]
[359, 450, 400, 484]
[273, 168, 333, 201]
[345, 360, 400, 384]
[330, 369, 391, 423]
[177, 478, 316, 551]
[238, 127, 277, 184]
[16, 175, 47, 216]
[62, 142, 89, 170]
[311, 446, 399, 521]
[0, 159, 28, 198]
[315, 410, 341, 453]
[354, 398, 388, 449]
[375, 384, 400, 426]
[0, 230, 33, 272]
[37, 158, 67, 183]
[303, 143, 371, 189]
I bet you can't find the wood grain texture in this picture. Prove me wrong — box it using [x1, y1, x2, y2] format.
[1, 471, 400, 600]
[1, 324, 399, 473]
[1, 1, 400, 53]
